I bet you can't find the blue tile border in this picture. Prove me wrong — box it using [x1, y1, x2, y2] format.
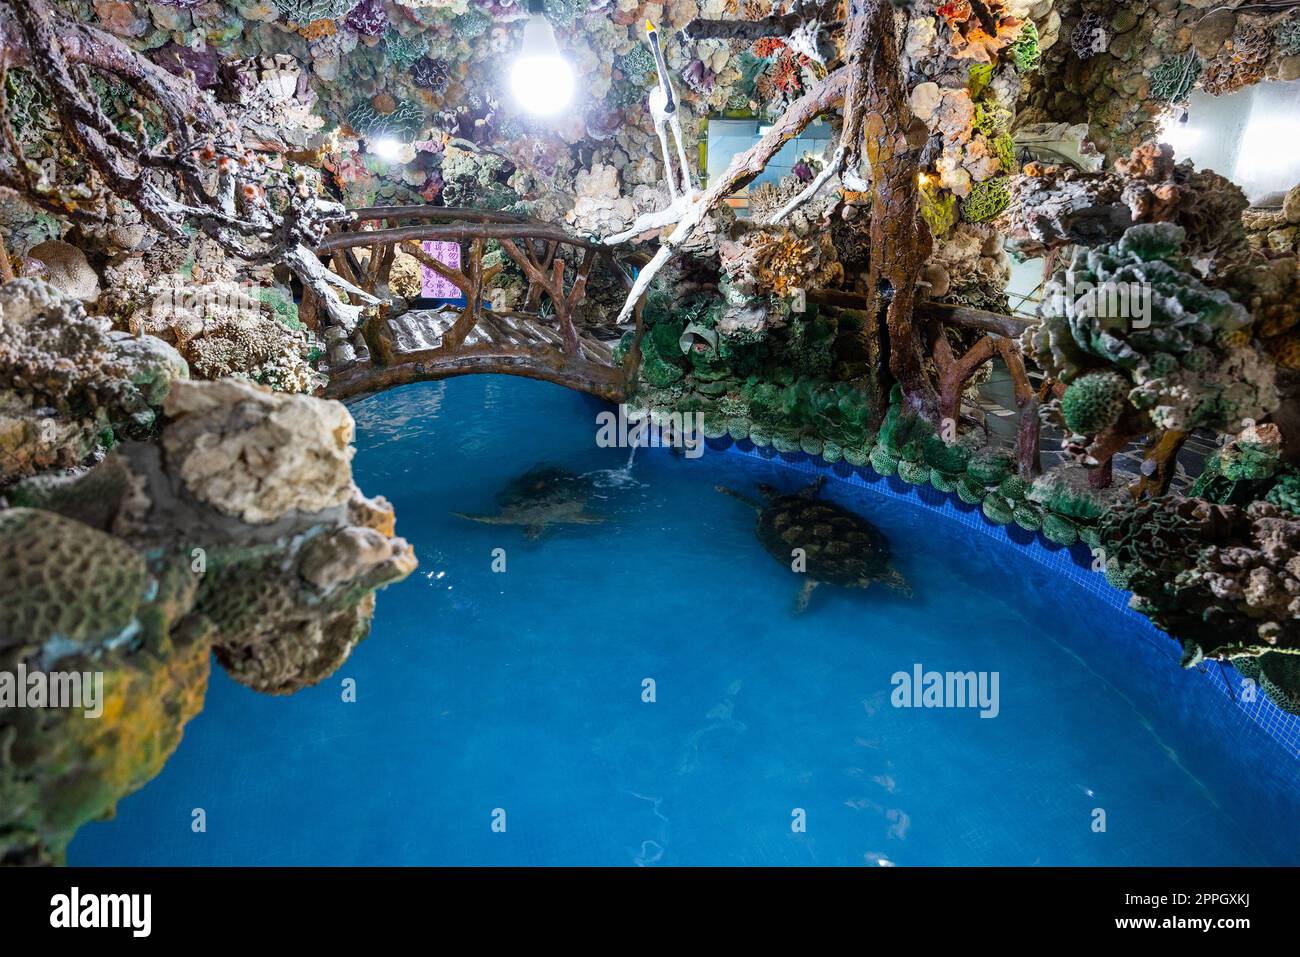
[711, 435, 1300, 762]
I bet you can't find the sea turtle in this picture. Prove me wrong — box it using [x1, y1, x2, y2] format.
[453, 465, 606, 539]
[718, 476, 911, 612]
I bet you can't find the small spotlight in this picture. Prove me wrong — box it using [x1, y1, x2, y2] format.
[370, 137, 404, 161]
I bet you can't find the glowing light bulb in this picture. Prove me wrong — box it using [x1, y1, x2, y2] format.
[371, 137, 404, 161]
[1156, 109, 1201, 161]
[510, 11, 574, 116]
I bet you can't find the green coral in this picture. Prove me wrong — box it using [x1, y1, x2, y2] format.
[616, 44, 657, 88]
[1023, 223, 1275, 433]
[347, 101, 425, 139]
[1042, 513, 1079, 546]
[967, 63, 995, 99]
[1009, 20, 1041, 73]
[452, 8, 492, 39]
[920, 183, 957, 237]
[993, 133, 1017, 174]
[1060, 371, 1130, 435]
[898, 458, 930, 485]
[961, 177, 1010, 223]
[1013, 503, 1042, 531]
[384, 29, 429, 71]
[870, 444, 899, 476]
[1148, 51, 1201, 104]
[544, 0, 590, 28]
[982, 494, 1014, 524]
[1264, 472, 1300, 515]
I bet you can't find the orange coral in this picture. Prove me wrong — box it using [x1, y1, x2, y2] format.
[298, 19, 336, 42]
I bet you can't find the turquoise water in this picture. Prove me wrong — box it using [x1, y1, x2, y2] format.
[71, 376, 1300, 865]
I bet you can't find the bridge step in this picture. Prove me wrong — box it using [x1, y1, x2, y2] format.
[380, 308, 615, 361]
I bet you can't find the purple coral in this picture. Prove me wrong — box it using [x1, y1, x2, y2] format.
[683, 59, 716, 96]
[411, 56, 451, 95]
[345, 0, 390, 38]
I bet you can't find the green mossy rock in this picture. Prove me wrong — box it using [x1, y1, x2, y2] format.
[922, 433, 972, 472]
[982, 494, 1015, 525]
[869, 444, 899, 476]
[998, 476, 1029, 501]
[930, 470, 960, 493]
[1042, 512, 1079, 546]
[726, 417, 751, 441]
[844, 445, 871, 467]
[1027, 466, 1115, 521]
[876, 384, 930, 457]
[966, 446, 1015, 485]
[800, 435, 824, 456]
[898, 458, 930, 485]
[772, 433, 801, 454]
[821, 440, 843, 463]
[748, 426, 771, 447]
[957, 476, 987, 505]
[1013, 503, 1042, 531]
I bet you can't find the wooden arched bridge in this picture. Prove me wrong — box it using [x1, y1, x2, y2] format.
[307, 205, 1056, 485]
[308, 206, 644, 402]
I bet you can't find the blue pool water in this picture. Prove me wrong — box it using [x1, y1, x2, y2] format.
[71, 376, 1300, 865]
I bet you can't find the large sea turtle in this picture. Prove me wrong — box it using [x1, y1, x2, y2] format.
[454, 465, 606, 539]
[718, 476, 911, 612]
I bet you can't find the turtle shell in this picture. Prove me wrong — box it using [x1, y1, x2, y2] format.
[498, 466, 592, 511]
[757, 494, 893, 586]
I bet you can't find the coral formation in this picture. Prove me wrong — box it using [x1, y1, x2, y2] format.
[0, 379, 415, 863]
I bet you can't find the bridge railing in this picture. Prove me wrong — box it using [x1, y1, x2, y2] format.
[313, 207, 645, 392]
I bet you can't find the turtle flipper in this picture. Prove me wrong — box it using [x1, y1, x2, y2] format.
[452, 512, 514, 525]
[794, 578, 820, 614]
[566, 512, 607, 525]
[798, 476, 826, 499]
[716, 485, 763, 511]
[885, 568, 912, 597]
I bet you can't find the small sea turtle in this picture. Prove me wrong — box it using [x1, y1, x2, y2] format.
[718, 476, 911, 612]
[454, 465, 606, 539]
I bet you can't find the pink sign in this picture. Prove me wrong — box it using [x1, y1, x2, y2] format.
[420, 240, 462, 299]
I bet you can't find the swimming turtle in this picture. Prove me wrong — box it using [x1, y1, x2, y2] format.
[453, 465, 606, 539]
[718, 476, 911, 612]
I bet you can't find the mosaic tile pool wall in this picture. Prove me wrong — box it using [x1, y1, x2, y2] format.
[707, 434, 1300, 780]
